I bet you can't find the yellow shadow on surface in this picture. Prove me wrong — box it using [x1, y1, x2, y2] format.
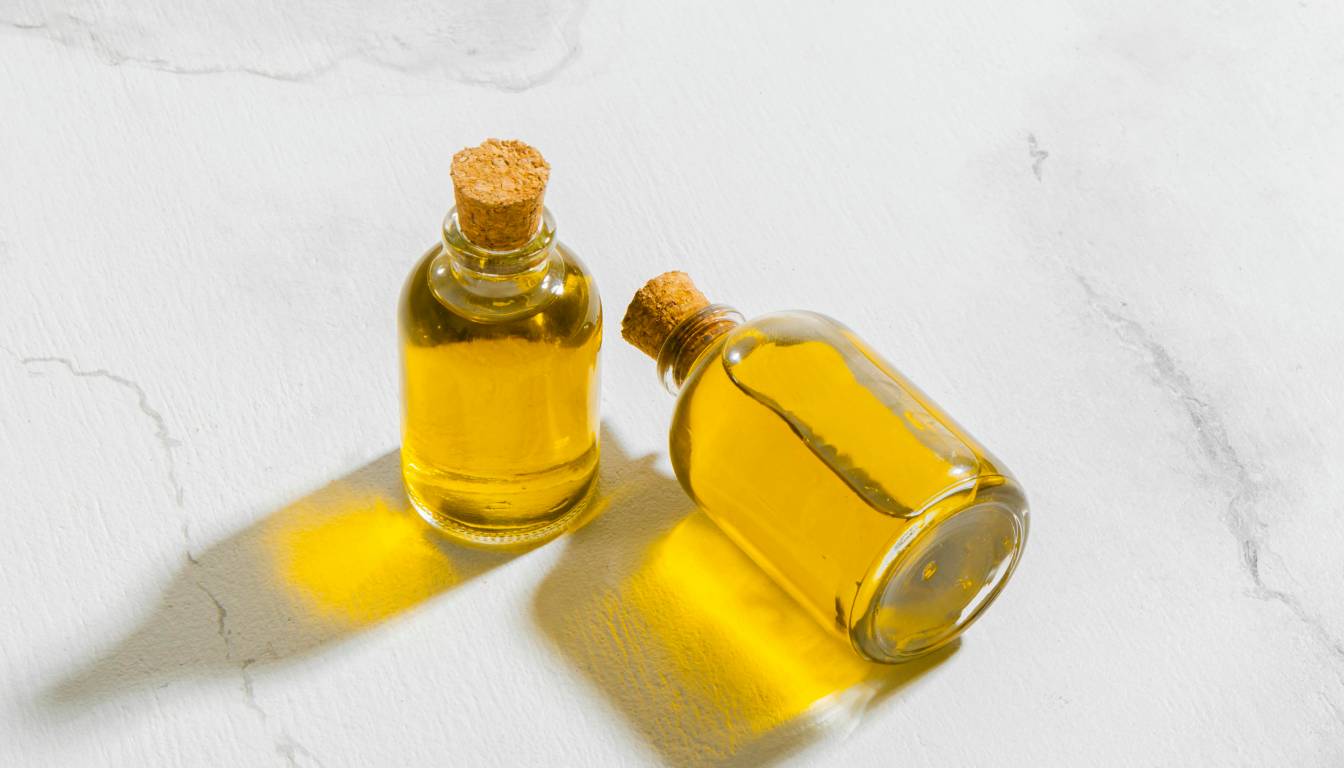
[270, 495, 458, 626]
[45, 450, 510, 705]
[621, 511, 878, 736]
[535, 436, 954, 767]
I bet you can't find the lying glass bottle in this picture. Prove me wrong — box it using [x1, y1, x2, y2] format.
[622, 272, 1028, 662]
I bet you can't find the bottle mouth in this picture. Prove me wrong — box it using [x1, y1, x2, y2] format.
[442, 206, 556, 276]
[655, 304, 743, 393]
[852, 481, 1028, 662]
[430, 206, 562, 321]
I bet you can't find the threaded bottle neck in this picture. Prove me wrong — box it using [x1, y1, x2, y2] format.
[656, 305, 742, 393]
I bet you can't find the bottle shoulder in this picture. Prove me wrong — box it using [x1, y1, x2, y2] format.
[731, 310, 854, 348]
[399, 242, 601, 348]
[675, 310, 851, 388]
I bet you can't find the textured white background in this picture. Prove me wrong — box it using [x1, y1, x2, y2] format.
[3, 1, 1343, 765]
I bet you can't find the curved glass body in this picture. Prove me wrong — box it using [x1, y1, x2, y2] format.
[399, 209, 601, 546]
[666, 308, 1027, 662]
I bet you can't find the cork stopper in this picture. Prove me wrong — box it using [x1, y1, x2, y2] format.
[450, 139, 550, 250]
[621, 271, 711, 359]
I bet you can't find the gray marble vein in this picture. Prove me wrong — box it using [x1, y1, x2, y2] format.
[0, 1, 587, 90]
[199, 583, 325, 767]
[1027, 134, 1048, 180]
[8, 350, 203, 568]
[20, 355, 184, 507]
[1068, 270, 1344, 679]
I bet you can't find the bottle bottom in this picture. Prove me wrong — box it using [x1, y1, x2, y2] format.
[403, 450, 599, 548]
[407, 486, 595, 548]
[851, 481, 1028, 662]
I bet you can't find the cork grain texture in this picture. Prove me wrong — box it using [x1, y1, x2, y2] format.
[621, 271, 710, 359]
[2, 1, 1344, 766]
[451, 138, 550, 250]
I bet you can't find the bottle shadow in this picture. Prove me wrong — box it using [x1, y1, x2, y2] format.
[536, 433, 957, 767]
[42, 450, 514, 708]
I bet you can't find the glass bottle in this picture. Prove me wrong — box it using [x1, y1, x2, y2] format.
[400, 140, 600, 546]
[622, 272, 1027, 662]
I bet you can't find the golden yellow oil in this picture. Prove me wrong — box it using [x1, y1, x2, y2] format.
[670, 316, 1023, 659]
[399, 243, 600, 544]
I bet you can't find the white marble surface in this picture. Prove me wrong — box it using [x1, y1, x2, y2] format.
[3, 1, 1343, 765]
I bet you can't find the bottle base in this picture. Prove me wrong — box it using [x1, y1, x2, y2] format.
[407, 477, 597, 549]
[850, 479, 1029, 663]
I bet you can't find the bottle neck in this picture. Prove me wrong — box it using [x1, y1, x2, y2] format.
[657, 304, 743, 393]
[431, 207, 562, 322]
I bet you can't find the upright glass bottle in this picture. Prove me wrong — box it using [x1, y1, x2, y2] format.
[622, 272, 1028, 662]
[400, 139, 600, 546]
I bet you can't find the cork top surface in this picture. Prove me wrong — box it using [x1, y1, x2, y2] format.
[621, 271, 711, 359]
[450, 139, 550, 250]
